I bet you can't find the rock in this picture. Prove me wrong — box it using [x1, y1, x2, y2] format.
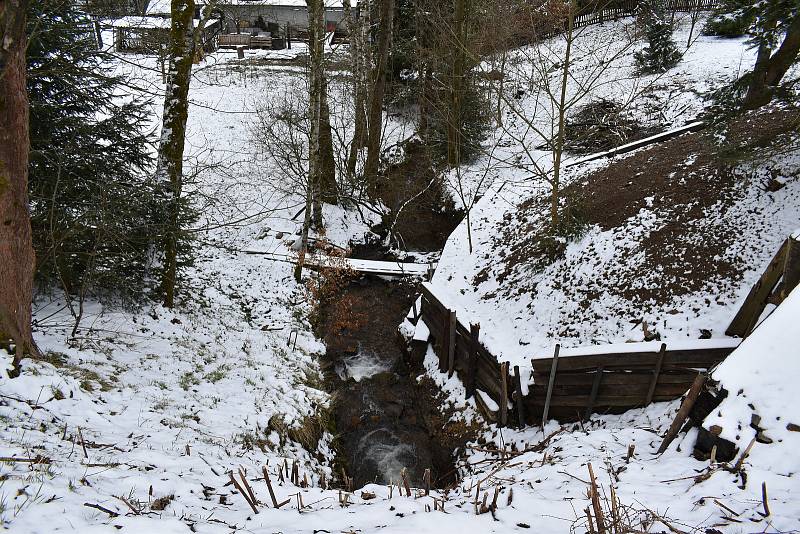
[787, 422, 800, 432]
[694, 427, 737, 462]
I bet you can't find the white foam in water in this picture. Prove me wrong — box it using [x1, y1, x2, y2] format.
[336, 346, 393, 381]
[356, 428, 417, 484]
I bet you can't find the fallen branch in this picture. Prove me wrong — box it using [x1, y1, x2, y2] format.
[84, 502, 119, 517]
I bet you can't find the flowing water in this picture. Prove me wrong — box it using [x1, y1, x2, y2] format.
[319, 274, 465, 489]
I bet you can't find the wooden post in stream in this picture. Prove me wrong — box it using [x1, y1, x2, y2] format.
[447, 310, 457, 377]
[438, 308, 450, 373]
[466, 323, 480, 398]
[513, 365, 526, 428]
[499, 362, 509, 427]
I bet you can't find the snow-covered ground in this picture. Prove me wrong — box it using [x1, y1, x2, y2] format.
[429, 17, 800, 370]
[3, 13, 800, 534]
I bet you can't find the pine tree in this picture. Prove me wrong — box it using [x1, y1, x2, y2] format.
[27, 0, 163, 305]
[634, 0, 681, 74]
[703, 0, 756, 38]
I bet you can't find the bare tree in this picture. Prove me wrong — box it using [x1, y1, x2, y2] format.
[343, 0, 370, 178]
[364, 0, 393, 182]
[490, 1, 645, 230]
[1, 0, 39, 374]
[156, 0, 215, 308]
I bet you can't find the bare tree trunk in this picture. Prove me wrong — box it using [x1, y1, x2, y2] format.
[0, 0, 39, 374]
[343, 0, 368, 178]
[550, 1, 575, 231]
[364, 0, 393, 183]
[448, 0, 468, 167]
[157, 0, 197, 308]
[306, 0, 324, 228]
[319, 67, 337, 202]
[744, 15, 800, 109]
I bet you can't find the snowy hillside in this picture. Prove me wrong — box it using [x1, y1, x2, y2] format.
[431, 20, 800, 367]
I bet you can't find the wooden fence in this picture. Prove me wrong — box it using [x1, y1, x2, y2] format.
[573, 0, 719, 30]
[417, 283, 738, 427]
[528, 0, 719, 43]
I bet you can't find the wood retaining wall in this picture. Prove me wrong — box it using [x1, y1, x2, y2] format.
[417, 283, 738, 427]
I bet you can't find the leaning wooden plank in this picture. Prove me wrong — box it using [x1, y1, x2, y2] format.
[541, 344, 561, 426]
[645, 343, 667, 405]
[658, 373, 707, 454]
[777, 233, 800, 303]
[725, 239, 788, 337]
[584, 366, 604, 421]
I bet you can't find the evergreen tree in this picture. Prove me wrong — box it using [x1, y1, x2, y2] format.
[703, 0, 756, 38]
[707, 0, 800, 109]
[634, 0, 681, 74]
[27, 0, 164, 305]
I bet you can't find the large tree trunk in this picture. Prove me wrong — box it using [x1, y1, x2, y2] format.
[0, 0, 38, 374]
[447, 0, 467, 167]
[364, 0, 393, 183]
[157, 0, 196, 308]
[318, 62, 337, 202]
[306, 0, 324, 228]
[343, 0, 368, 178]
[744, 14, 800, 109]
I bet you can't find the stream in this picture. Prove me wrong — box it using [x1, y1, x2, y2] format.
[319, 272, 463, 489]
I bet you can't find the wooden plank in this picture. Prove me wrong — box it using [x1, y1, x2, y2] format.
[541, 344, 560, 426]
[527, 392, 692, 408]
[513, 365, 526, 428]
[584, 366, 603, 421]
[726, 239, 788, 337]
[531, 369, 699, 386]
[531, 347, 733, 374]
[500, 362, 509, 428]
[528, 381, 694, 398]
[447, 310, 457, 377]
[778, 235, 800, 303]
[645, 343, 667, 405]
[466, 324, 480, 399]
[658, 373, 707, 453]
[438, 308, 449, 373]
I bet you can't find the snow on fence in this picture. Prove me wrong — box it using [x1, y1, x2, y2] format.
[417, 283, 740, 427]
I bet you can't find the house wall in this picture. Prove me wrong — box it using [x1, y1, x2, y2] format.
[217, 5, 346, 34]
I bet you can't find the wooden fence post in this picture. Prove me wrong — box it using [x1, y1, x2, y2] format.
[541, 344, 560, 427]
[779, 234, 800, 302]
[438, 308, 449, 373]
[583, 365, 603, 422]
[447, 310, 457, 377]
[499, 362, 509, 428]
[645, 343, 667, 405]
[513, 365, 526, 428]
[466, 323, 480, 399]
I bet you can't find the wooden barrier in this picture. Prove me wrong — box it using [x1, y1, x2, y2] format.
[418, 283, 739, 426]
[526, 341, 734, 423]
